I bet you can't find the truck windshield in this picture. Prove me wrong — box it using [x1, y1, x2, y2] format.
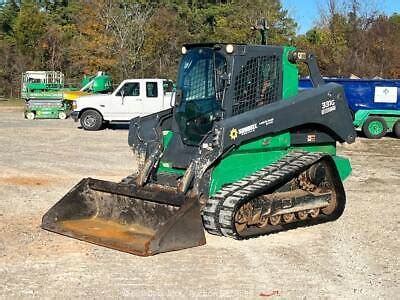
[175, 47, 226, 145]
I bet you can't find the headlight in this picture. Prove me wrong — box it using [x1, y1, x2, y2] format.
[225, 44, 234, 54]
[181, 46, 187, 55]
[72, 101, 77, 110]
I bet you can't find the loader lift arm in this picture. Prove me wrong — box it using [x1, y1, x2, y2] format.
[183, 82, 356, 196]
[128, 108, 173, 186]
[289, 51, 324, 88]
[218, 82, 355, 147]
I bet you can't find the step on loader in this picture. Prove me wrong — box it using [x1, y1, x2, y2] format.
[42, 43, 356, 256]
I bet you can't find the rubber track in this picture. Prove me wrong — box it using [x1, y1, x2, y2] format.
[201, 151, 325, 239]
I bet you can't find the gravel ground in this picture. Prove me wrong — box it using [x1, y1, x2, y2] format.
[0, 107, 399, 299]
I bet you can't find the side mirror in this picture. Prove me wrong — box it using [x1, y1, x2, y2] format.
[175, 89, 183, 107]
[120, 89, 125, 104]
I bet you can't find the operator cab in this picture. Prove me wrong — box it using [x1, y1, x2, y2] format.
[162, 43, 286, 169]
[174, 46, 227, 145]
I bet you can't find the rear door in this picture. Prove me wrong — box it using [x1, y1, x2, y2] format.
[141, 81, 165, 115]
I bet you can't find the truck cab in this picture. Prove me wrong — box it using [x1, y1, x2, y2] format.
[71, 78, 175, 130]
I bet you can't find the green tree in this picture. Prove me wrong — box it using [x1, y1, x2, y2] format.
[0, 0, 19, 37]
[68, 0, 116, 78]
[13, 0, 46, 57]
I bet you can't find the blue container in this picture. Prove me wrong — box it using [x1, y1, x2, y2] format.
[299, 78, 400, 113]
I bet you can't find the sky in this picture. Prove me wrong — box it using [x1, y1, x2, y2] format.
[282, 0, 400, 34]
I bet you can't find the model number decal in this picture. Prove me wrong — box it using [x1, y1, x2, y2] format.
[258, 118, 274, 127]
[321, 99, 336, 115]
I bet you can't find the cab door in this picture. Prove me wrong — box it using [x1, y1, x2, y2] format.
[141, 81, 165, 115]
[113, 81, 143, 120]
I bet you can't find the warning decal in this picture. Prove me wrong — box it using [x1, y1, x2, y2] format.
[374, 87, 398, 103]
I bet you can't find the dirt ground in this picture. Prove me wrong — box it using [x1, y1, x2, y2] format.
[0, 106, 399, 299]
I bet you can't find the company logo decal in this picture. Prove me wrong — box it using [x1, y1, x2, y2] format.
[229, 128, 238, 140]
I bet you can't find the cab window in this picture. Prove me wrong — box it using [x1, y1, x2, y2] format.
[163, 80, 174, 94]
[116, 82, 140, 96]
[146, 82, 158, 98]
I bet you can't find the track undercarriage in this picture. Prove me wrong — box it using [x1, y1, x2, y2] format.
[202, 151, 346, 239]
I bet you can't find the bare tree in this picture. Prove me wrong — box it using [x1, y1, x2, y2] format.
[100, 0, 154, 78]
[41, 25, 63, 71]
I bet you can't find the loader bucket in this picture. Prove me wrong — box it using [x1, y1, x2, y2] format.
[41, 178, 206, 256]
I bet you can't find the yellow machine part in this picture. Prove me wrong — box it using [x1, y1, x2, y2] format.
[63, 91, 89, 101]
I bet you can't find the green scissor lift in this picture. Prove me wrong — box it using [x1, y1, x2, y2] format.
[21, 71, 113, 120]
[21, 71, 72, 120]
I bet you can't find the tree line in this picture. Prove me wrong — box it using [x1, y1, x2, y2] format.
[0, 0, 398, 97]
[296, 0, 400, 78]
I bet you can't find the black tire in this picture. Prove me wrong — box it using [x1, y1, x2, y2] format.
[25, 111, 35, 120]
[394, 121, 400, 138]
[80, 109, 103, 131]
[103, 120, 110, 129]
[362, 116, 387, 139]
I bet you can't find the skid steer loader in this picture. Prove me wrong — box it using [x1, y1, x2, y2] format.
[42, 43, 356, 256]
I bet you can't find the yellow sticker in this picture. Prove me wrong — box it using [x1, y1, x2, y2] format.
[229, 128, 238, 140]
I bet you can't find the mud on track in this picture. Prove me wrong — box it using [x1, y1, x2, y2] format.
[0, 108, 399, 299]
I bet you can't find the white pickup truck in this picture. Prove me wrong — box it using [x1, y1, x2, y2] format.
[71, 78, 175, 130]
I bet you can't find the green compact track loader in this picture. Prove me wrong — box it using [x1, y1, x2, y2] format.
[42, 43, 356, 256]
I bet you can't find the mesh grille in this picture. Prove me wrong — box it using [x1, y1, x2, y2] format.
[232, 55, 281, 116]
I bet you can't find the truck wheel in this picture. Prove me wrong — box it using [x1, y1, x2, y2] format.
[80, 110, 103, 131]
[26, 112, 35, 120]
[103, 120, 110, 129]
[362, 117, 387, 139]
[394, 121, 400, 138]
[58, 111, 67, 120]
